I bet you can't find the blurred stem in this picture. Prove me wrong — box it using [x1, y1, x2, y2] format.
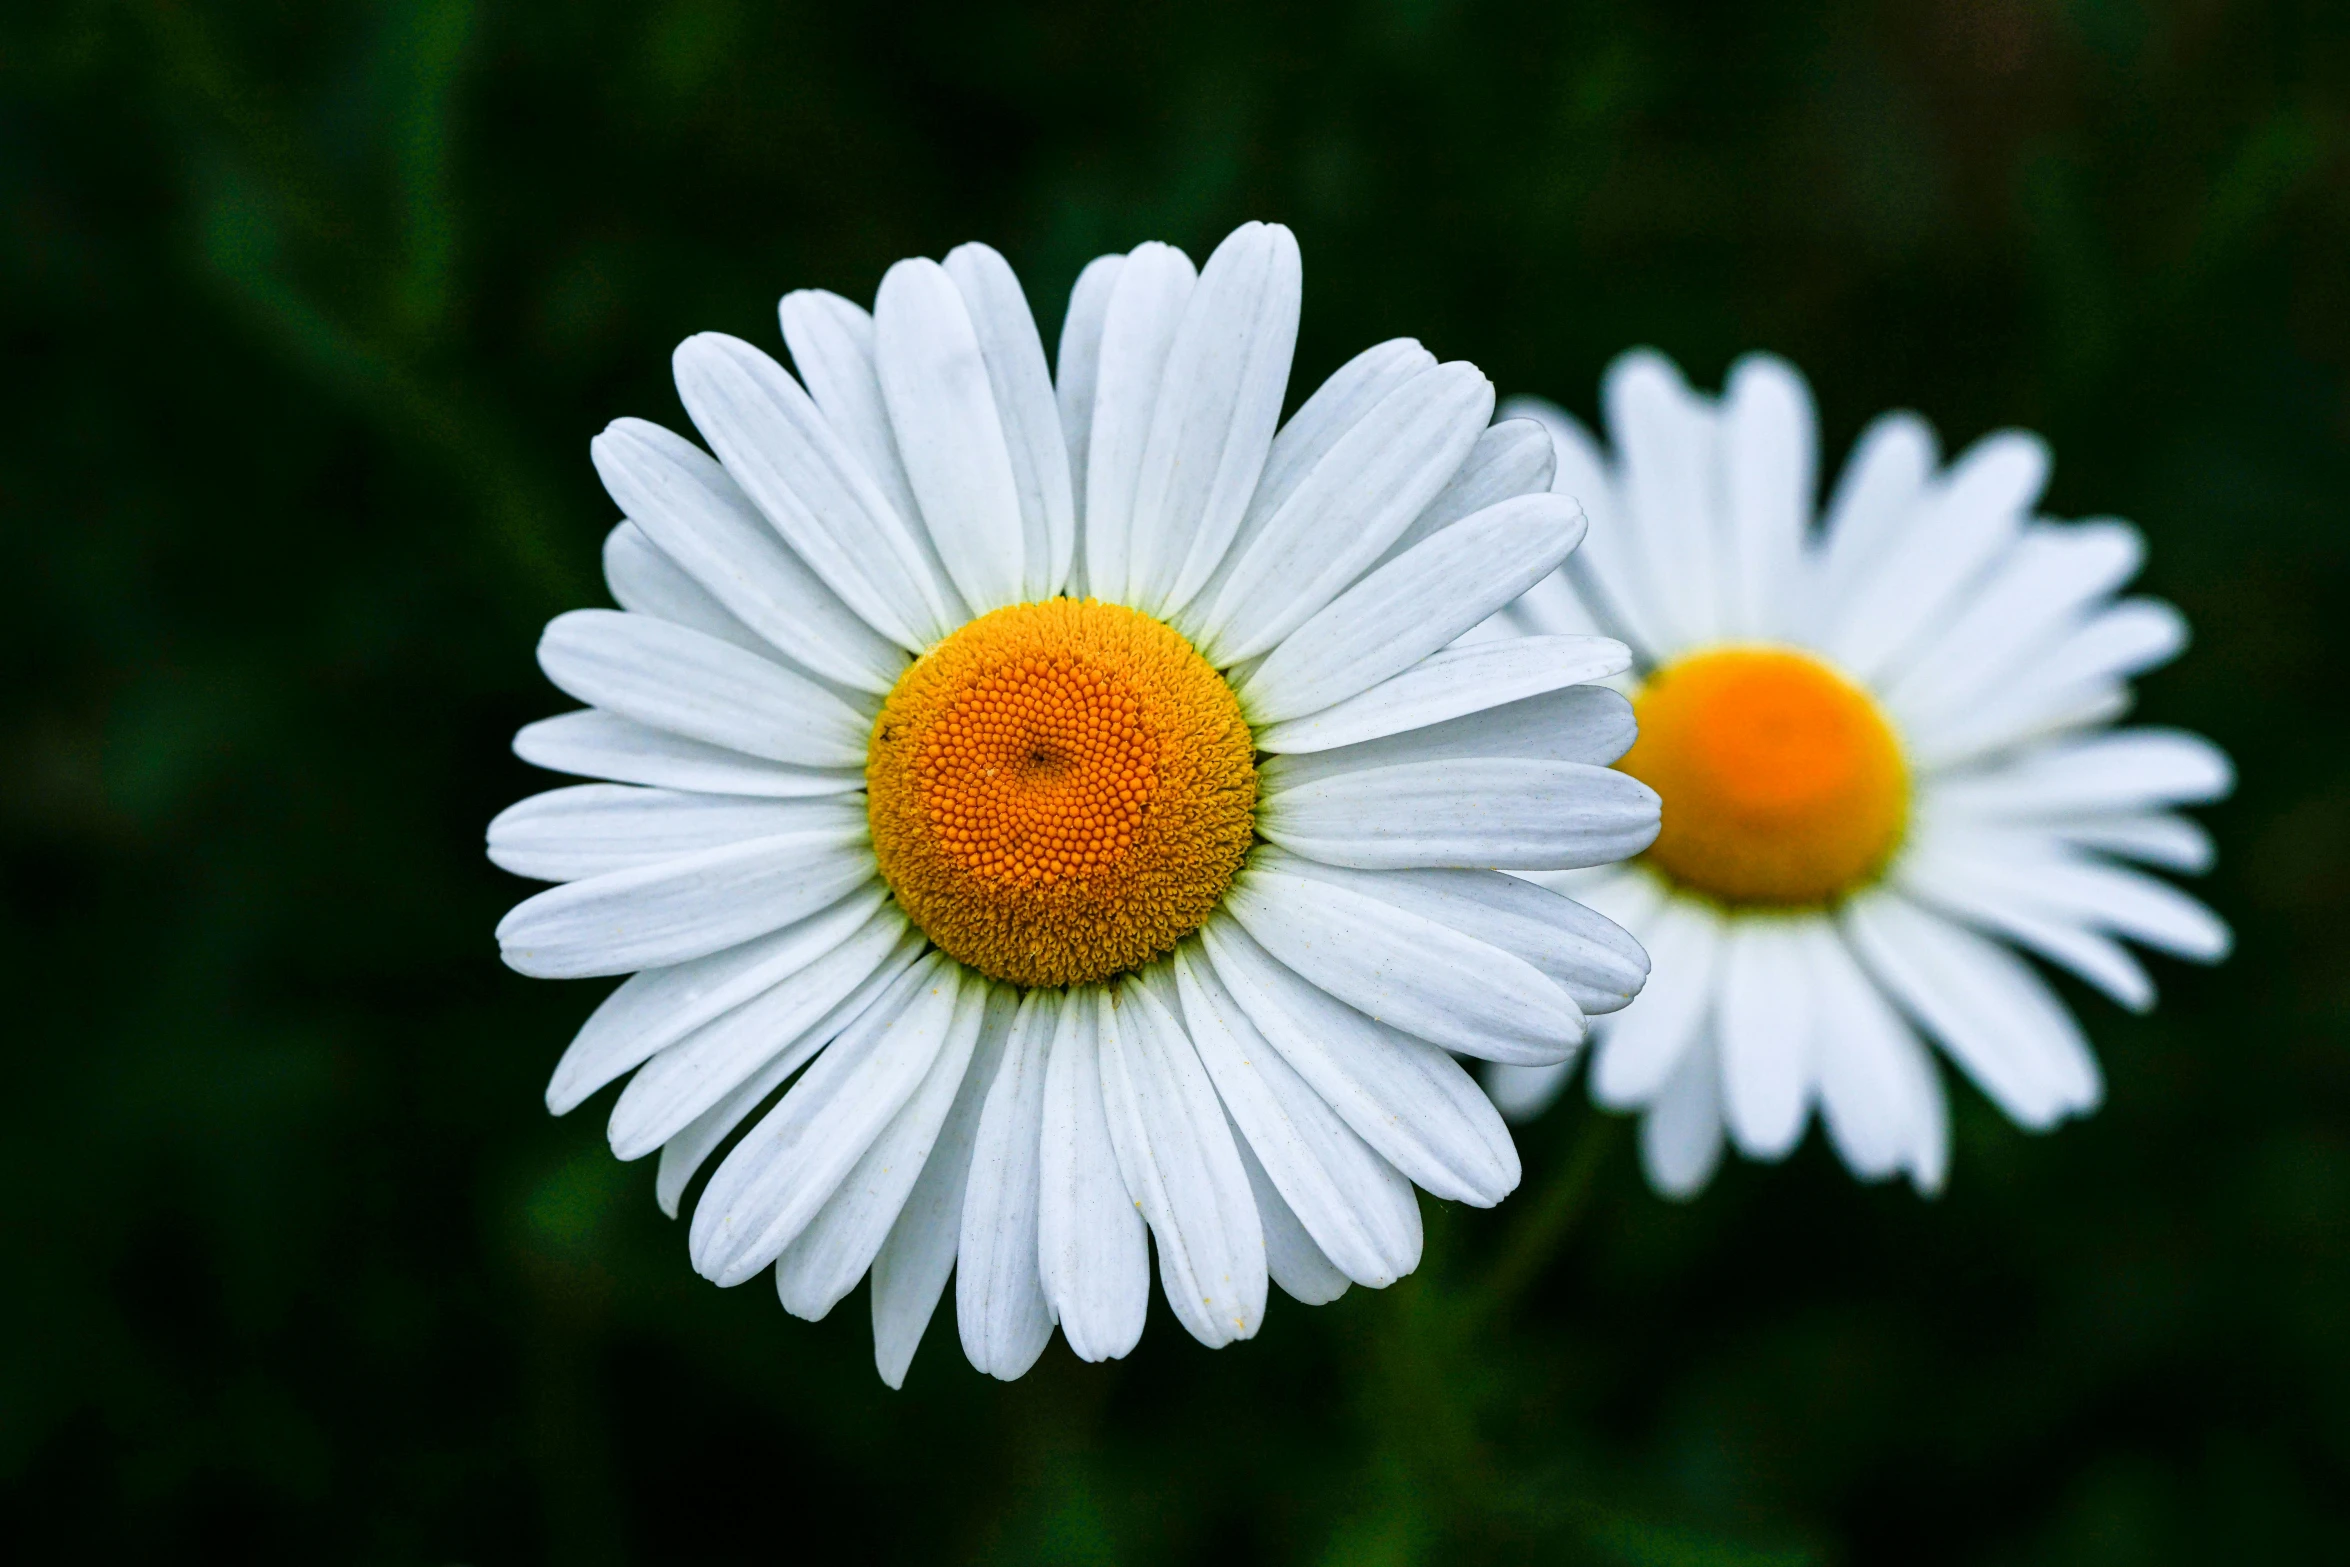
[517, 1261, 626, 1567]
[1328, 1109, 1619, 1563]
[137, 0, 590, 616]
[1473, 1109, 1621, 1325]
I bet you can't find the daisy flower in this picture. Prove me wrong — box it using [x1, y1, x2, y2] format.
[488, 224, 1660, 1385]
[1484, 351, 2232, 1198]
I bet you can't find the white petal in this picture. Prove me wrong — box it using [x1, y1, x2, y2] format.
[1098, 982, 1267, 1348]
[1258, 758, 1660, 871]
[1223, 861, 1586, 1063]
[1259, 685, 1636, 794]
[2006, 912, 2160, 1012]
[1375, 417, 1558, 568]
[496, 829, 874, 980]
[1083, 243, 1198, 611]
[2041, 812, 2214, 873]
[869, 984, 1023, 1387]
[1841, 890, 2102, 1130]
[1505, 570, 1610, 639]
[488, 785, 863, 882]
[1901, 828, 2231, 963]
[1804, 922, 1947, 1190]
[1907, 681, 2133, 774]
[1245, 339, 1435, 544]
[1250, 852, 1649, 1017]
[592, 421, 905, 693]
[687, 954, 959, 1286]
[1129, 222, 1302, 616]
[1638, 1027, 1726, 1199]
[1174, 945, 1421, 1288]
[1253, 635, 1628, 753]
[1924, 728, 2233, 817]
[1895, 835, 2158, 1011]
[774, 973, 990, 1322]
[1533, 860, 1669, 939]
[656, 1052, 789, 1220]
[652, 925, 928, 1218]
[941, 244, 1075, 601]
[1482, 1061, 1574, 1122]
[606, 906, 918, 1158]
[537, 609, 869, 768]
[1604, 350, 1724, 654]
[1054, 253, 1125, 533]
[1907, 1071, 1952, 1194]
[602, 522, 767, 657]
[1499, 394, 1661, 658]
[2004, 598, 2188, 699]
[1236, 494, 1590, 722]
[1456, 608, 1525, 647]
[777, 288, 926, 538]
[1200, 916, 1519, 1206]
[1589, 895, 1724, 1108]
[1906, 600, 2188, 769]
[873, 257, 1029, 616]
[672, 332, 959, 649]
[956, 990, 1061, 1380]
[1036, 990, 1149, 1362]
[1716, 918, 1815, 1160]
[1878, 520, 2143, 726]
[545, 883, 893, 1115]
[1233, 1130, 1350, 1305]
[1192, 362, 1494, 663]
[514, 710, 863, 799]
[1820, 429, 2049, 682]
[1815, 411, 1938, 611]
[1719, 354, 1817, 642]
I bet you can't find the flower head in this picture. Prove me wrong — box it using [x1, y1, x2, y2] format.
[1488, 351, 2232, 1198]
[489, 224, 1661, 1383]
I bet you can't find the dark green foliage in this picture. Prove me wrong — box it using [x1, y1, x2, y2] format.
[3, 1, 2346, 1561]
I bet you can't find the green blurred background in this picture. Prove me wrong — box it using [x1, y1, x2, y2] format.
[5, 0, 2346, 1561]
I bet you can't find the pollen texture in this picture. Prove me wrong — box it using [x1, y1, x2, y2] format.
[1618, 646, 1908, 907]
[867, 598, 1257, 988]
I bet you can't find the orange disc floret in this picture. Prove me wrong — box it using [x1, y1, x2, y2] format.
[1618, 646, 1909, 908]
[867, 598, 1257, 988]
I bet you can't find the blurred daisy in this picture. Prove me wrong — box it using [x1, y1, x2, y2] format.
[489, 224, 1659, 1385]
[1486, 351, 2231, 1198]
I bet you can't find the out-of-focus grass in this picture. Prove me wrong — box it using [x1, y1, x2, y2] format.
[3, 1, 2346, 1562]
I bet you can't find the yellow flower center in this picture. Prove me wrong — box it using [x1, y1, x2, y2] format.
[1617, 646, 1908, 908]
[866, 598, 1257, 988]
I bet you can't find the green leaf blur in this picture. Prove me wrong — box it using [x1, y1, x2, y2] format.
[3, 1, 2344, 1562]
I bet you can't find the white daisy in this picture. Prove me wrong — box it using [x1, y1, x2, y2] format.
[488, 223, 1661, 1385]
[1484, 350, 2233, 1199]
